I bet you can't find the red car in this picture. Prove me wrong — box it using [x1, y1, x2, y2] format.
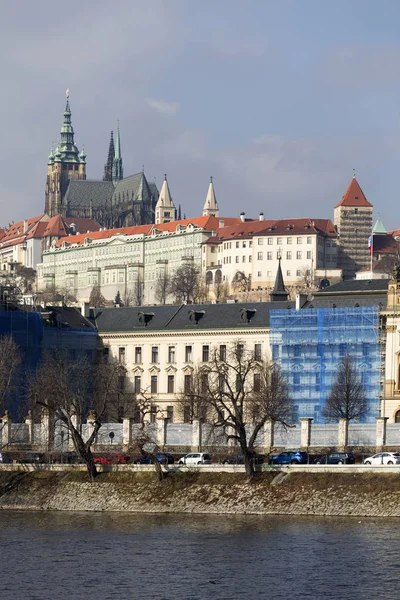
[93, 456, 113, 465]
[94, 454, 130, 465]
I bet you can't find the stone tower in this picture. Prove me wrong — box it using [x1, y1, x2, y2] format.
[45, 92, 86, 217]
[334, 174, 373, 279]
[202, 176, 219, 217]
[155, 175, 176, 224]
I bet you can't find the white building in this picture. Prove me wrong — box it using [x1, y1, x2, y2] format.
[203, 216, 340, 291]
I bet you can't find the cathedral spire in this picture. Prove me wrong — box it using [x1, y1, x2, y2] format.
[103, 131, 115, 181]
[112, 122, 123, 184]
[203, 176, 219, 217]
[155, 175, 176, 224]
[54, 90, 81, 164]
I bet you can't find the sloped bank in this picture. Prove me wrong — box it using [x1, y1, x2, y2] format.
[0, 471, 400, 516]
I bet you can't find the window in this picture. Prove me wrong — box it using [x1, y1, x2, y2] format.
[249, 256, 252, 263]
[184, 374, 193, 392]
[267, 270, 272, 276]
[219, 374, 226, 393]
[242, 241, 246, 248]
[118, 347, 125, 363]
[294, 345, 301, 357]
[202, 345, 209, 362]
[257, 271, 262, 277]
[257, 252, 263, 260]
[267, 252, 273, 260]
[253, 373, 261, 392]
[135, 347, 142, 363]
[293, 373, 300, 389]
[287, 238, 292, 245]
[183, 406, 191, 423]
[286, 270, 291, 276]
[249, 241, 253, 248]
[277, 238, 282, 245]
[258, 238, 263, 245]
[268, 238, 273, 245]
[307, 237, 312, 244]
[237, 344, 244, 358]
[297, 237, 302, 244]
[236, 256, 239, 263]
[150, 406, 157, 424]
[166, 406, 174, 422]
[168, 346, 175, 363]
[151, 375, 158, 394]
[151, 347, 159, 363]
[201, 373, 208, 394]
[254, 343, 262, 361]
[296, 269, 301, 276]
[134, 376, 141, 394]
[220, 345, 226, 361]
[185, 345, 192, 362]
[286, 251, 292, 260]
[167, 375, 175, 394]
[102, 347, 109, 363]
[296, 251, 302, 259]
[242, 256, 246, 262]
[236, 241, 239, 248]
[307, 251, 312, 259]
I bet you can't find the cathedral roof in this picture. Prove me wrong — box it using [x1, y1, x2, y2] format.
[112, 172, 158, 206]
[334, 176, 372, 208]
[63, 180, 115, 208]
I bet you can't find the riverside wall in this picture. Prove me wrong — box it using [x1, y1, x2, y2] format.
[1, 470, 400, 517]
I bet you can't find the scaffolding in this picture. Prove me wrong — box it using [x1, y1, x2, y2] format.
[270, 306, 381, 423]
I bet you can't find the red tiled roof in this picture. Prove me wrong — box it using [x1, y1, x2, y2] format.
[371, 233, 400, 255]
[334, 177, 372, 208]
[1, 214, 46, 244]
[55, 216, 240, 248]
[39, 216, 101, 239]
[204, 218, 337, 243]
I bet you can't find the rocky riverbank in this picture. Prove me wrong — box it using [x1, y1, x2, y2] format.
[0, 470, 400, 516]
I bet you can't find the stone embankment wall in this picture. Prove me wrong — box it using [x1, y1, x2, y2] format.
[1, 471, 400, 517]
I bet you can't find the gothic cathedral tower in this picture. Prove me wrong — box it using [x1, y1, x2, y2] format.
[45, 92, 86, 217]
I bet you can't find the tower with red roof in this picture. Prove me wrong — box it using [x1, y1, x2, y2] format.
[334, 173, 373, 278]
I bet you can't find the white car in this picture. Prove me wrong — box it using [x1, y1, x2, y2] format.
[178, 453, 212, 465]
[363, 452, 400, 465]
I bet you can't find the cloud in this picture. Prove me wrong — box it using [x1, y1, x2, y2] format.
[146, 98, 180, 116]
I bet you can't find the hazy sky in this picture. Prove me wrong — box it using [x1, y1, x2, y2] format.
[1, 0, 399, 228]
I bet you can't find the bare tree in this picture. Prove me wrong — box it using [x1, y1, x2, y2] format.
[133, 278, 143, 306]
[181, 341, 294, 478]
[130, 389, 166, 481]
[0, 334, 21, 410]
[89, 284, 106, 308]
[123, 286, 134, 307]
[58, 286, 77, 306]
[28, 350, 128, 481]
[169, 263, 201, 304]
[212, 279, 229, 303]
[232, 270, 251, 293]
[323, 353, 368, 422]
[154, 271, 170, 305]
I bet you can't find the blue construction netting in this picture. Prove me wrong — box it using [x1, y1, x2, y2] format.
[270, 306, 382, 424]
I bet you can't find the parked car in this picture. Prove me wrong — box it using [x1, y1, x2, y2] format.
[268, 451, 308, 465]
[178, 453, 212, 465]
[133, 453, 174, 465]
[222, 453, 265, 465]
[93, 456, 113, 465]
[363, 452, 400, 465]
[0, 452, 13, 464]
[16, 453, 47, 464]
[313, 452, 355, 465]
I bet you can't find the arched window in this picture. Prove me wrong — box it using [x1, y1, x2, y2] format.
[205, 271, 213, 285]
[395, 411, 400, 424]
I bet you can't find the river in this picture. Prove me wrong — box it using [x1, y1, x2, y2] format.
[1, 511, 398, 599]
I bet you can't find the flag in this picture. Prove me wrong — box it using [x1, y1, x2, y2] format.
[368, 235, 373, 254]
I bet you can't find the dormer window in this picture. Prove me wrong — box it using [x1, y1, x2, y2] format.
[137, 311, 154, 326]
[240, 308, 256, 323]
[188, 310, 205, 325]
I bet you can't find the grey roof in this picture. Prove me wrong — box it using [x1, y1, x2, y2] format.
[64, 180, 115, 208]
[314, 279, 389, 296]
[43, 306, 97, 329]
[94, 301, 295, 333]
[112, 172, 157, 206]
[305, 296, 387, 309]
[148, 182, 159, 202]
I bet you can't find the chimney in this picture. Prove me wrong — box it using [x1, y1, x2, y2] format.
[23, 220, 28, 233]
[259, 212, 264, 221]
[219, 219, 225, 228]
[80, 302, 90, 318]
[295, 293, 308, 310]
[240, 212, 245, 223]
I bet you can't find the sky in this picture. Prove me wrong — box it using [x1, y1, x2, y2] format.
[1, 0, 399, 228]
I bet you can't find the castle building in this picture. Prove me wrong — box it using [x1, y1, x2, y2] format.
[45, 94, 158, 229]
[334, 174, 373, 279]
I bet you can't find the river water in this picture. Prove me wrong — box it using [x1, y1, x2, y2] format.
[1, 511, 398, 600]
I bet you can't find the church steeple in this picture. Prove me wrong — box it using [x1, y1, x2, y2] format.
[103, 131, 115, 181]
[155, 175, 176, 224]
[203, 176, 219, 217]
[112, 123, 123, 184]
[270, 258, 288, 302]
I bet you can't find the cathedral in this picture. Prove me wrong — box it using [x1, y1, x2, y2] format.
[45, 93, 159, 228]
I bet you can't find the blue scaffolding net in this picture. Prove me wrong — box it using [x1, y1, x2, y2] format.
[270, 306, 381, 423]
